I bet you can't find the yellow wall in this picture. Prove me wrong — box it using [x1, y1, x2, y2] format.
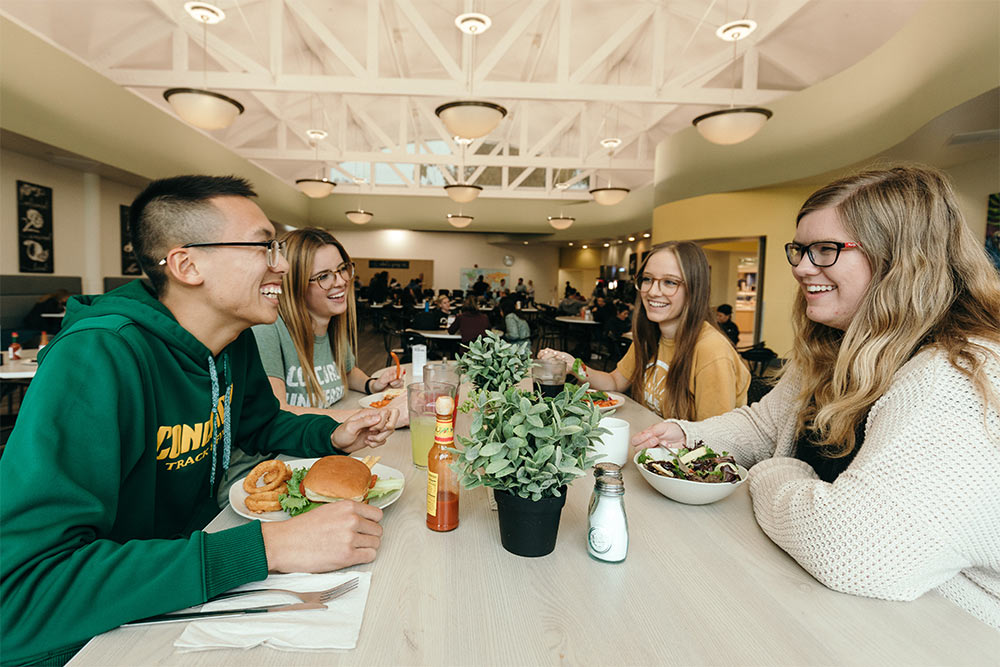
[653, 185, 816, 357]
[559, 248, 602, 269]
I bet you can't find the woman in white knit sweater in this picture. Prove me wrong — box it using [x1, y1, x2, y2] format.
[633, 166, 1000, 630]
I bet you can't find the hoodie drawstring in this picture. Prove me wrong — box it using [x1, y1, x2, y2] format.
[207, 353, 231, 493]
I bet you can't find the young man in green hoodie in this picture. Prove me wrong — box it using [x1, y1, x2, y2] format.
[0, 175, 399, 666]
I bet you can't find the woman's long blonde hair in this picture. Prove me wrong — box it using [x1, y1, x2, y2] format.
[790, 165, 1000, 455]
[277, 228, 358, 407]
[629, 241, 718, 420]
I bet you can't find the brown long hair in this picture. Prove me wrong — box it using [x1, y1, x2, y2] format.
[277, 228, 358, 407]
[790, 165, 1000, 455]
[629, 241, 717, 420]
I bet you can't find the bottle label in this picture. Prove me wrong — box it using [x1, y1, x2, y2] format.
[426, 471, 439, 516]
[588, 527, 612, 554]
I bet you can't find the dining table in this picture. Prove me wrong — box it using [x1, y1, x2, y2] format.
[67, 373, 1000, 666]
[0, 348, 39, 380]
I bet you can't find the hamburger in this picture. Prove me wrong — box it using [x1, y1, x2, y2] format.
[302, 455, 373, 503]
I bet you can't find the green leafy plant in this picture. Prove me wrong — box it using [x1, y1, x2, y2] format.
[456, 329, 533, 393]
[451, 384, 607, 500]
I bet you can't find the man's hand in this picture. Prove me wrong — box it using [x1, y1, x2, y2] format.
[332, 408, 399, 453]
[631, 421, 686, 452]
[261, 500, 383, 573]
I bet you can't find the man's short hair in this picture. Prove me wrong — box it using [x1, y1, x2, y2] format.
[716, 304, 733, 316]
[129, 175, 257, 295]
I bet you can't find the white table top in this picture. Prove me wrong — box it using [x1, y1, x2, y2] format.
[556, 316, 600, 325]
[406, 328, 461, 340]
[0, 348, 38, 379]
[68, 387, 1000, 666]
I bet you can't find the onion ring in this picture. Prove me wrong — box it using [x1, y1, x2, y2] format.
[244, 490, 282, 513]
[243, 460, 291, 494]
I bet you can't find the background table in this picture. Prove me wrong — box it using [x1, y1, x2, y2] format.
[0, 348, 38, 380]
[68, 388, 1000, 666]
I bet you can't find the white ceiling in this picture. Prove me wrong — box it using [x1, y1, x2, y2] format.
[1, 0, 924, 209]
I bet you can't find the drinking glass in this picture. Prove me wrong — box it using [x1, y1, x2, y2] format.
[424, 361, 460, 388]
[532, 358, 567, 398]
[407, 382, 457, 468]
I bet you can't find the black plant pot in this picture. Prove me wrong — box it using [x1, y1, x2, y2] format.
[493, 487, 567, 557]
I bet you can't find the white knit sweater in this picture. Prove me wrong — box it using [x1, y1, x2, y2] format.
[671, 341, 1000, 631]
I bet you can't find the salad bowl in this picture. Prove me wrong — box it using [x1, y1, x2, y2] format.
[633, 447, 747, 505]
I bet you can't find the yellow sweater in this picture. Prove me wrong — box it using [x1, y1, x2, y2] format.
[616, 321, 750, 420]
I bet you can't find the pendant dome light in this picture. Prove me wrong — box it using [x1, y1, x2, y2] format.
[692, 18, 772, 145]
[447, 214, 474, 229]
[164, 3, 244, 131]
[435, 13, 506, 140]
[444, 137, 482, 202]
[296, 128, 334, 198]
[346, 177, 373, 224]
[590, 103, 629, 205]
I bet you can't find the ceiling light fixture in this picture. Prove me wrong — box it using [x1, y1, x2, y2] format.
[296, 126, 334, 198]
[591, 104, 629, 205]
[628, 236, 636, 242]
[548, 216, 575, 231]
[444, 139, 482, 202]
[164, 3, 244, 131]
[455, 12, 492, 35]
[581, 244, 588, 249]
[447, 214, 474, 229]
[568, 242, 574, 247]
[693, 17, 772, 145]
[436, 14, 506, 139]
[603, 242, 610, 248]
[642, 232, 650, 238]
[345, 168, 373, 223]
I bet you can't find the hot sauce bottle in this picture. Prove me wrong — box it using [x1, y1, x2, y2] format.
[426, 395, 459, 531]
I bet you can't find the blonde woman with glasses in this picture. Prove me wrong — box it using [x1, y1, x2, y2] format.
[218, 227, 404, 506]
[633, 166, 1000, 629]
[540, 241, 750, 420]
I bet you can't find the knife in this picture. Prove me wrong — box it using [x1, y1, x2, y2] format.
[122, 601, 327, 626]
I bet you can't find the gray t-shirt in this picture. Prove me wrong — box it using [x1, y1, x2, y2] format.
[251, 317, 355, 408]
[215, 316, 355, 507]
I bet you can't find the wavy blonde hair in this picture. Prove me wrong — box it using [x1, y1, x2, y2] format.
[277, 228, 358, 407]
[629, 241, 719, 420]
[790, 165, 1000, 455]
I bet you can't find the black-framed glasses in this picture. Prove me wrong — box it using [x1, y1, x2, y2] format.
[784, 241, 861, 268]
[309, 261, 356, 290]
[637, 275, 684, 296]
[158, 239, 287, 268]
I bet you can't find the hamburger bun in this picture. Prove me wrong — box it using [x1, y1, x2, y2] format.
[302, 456, 372, 503]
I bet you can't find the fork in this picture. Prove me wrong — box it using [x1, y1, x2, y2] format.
[209, 576, 359, 605]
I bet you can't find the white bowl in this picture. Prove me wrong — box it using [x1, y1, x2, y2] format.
[633, 447, 747, 505]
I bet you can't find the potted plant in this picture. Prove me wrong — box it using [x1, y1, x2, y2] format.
[452, 383, 606, 557]
[456, 330, 533, 393]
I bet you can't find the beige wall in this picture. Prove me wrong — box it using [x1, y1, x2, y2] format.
[1, 148, 141, 291]
[317, 228, 558, 302]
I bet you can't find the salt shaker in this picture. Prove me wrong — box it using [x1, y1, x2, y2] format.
[587, 476, 628, 563]
[589, 462, 622, 514]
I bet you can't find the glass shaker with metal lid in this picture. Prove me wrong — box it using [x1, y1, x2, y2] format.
[587, 476, 628, 563]
[589, 462, 622, 514]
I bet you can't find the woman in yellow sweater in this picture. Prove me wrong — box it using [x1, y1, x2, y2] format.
[541, 241, 750, 420]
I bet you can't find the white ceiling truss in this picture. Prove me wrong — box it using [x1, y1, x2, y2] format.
[2, 0, 922, 201]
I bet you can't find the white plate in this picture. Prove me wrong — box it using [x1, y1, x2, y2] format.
[358, 389, 404, 409]
[229, 457, 404, 522]
[585, 390, 626, 412]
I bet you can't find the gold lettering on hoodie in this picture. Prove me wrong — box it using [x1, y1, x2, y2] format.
[156, 384, 233, 465]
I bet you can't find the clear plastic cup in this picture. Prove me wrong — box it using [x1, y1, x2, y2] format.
[532, 358, 567, 398]
[407, 381, 457, 468]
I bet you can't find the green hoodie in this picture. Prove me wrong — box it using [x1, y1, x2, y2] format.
[0, 281, 340, 666]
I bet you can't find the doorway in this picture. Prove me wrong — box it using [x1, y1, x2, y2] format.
[697, 237, 766, 348]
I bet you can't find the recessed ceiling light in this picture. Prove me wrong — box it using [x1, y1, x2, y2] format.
[617, 240, 623, 244]
[568, 242, 574, 246]
[582, 244, 588, 249]
[716, 19, 758, 42]
[523, 241, 529, 245]
[603, 242, 610, 247]
[628, 236, 635, 242]
[184, 2, 225, 23]
[599, 137, 622, 150]
[642, 232, 651, 238]
[455, 12, 492, 35]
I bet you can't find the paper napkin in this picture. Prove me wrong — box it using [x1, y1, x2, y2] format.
[175, 571, 371, 653]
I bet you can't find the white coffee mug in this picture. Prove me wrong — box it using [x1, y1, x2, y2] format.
[593, 417, 630, 466]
